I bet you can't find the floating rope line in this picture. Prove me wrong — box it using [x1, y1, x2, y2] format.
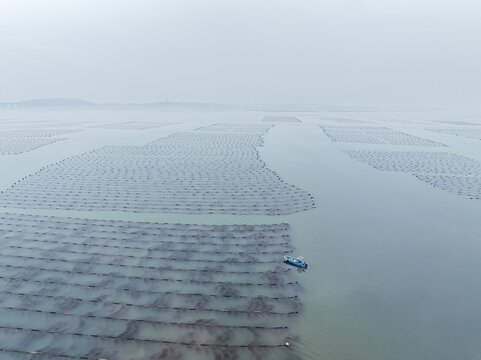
[0, 213, 289, 231]
[0, 275, 297, 301]
[1, 290, 298, 316]
[0, 325, 290, 348]
[0, 347, 90, 360]
[0, 263, 297, 287]
[0, 228, 290, 247]
[0, 229, 291, 250]
[1, 244, 289, 275]
[0, 240, 286, 256]
[0, 225, 289, 240]
[0, 306, 288, 330]
[1, 240, 280, 264]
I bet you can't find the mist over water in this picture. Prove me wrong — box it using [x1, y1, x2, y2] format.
[1, 0, 481, 109]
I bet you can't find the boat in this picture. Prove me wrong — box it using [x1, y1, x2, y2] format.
[284, 255, 308, 269]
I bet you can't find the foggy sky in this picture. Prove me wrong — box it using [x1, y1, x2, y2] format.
[1, 0, 480, 109]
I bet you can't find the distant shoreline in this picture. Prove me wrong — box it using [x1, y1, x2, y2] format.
[0, 98, 379, 112]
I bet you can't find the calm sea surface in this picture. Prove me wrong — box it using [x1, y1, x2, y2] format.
[0, 109, 480, 359]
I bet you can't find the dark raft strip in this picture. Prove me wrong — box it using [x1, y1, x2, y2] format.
[0, 213, 303, 359]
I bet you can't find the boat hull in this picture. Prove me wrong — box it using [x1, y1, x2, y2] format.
[284, 255, 308, 269]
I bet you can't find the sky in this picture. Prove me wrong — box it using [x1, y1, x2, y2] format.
[0, 0, 480, 109]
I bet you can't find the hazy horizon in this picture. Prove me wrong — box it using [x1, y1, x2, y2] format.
[1, 0, 481, 111]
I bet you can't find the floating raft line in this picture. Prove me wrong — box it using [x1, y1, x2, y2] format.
[1, 240, 280, 264]
[1, 245, 289, 275]
[2, 236, 290, 257]
[2, 229, 290, 246]
[0, 306, 289, 330]
[0, 263, 297, 287]
[2, 290, 298, 316]
[0, 237, 287, 256]
[0, 325, 290, 347]
[0, 347, 91, 360]
[0, 275, 297, 300]
[0, 240, 286, 264]
[0, 214, 288, 231]
[8, 227, 290, 241]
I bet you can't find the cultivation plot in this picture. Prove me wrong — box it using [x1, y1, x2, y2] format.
[0, 119, 84, 129]
[319, 118, 371, 125]
[414, 174, 481, 199]
[0, 125, 315, 214]
[429, 120, 481, 126]
[0, 213, 303, 360]
[0, 137, 66, 155]
[321, 126, 445, 146]
[196, 123, 273, 134]
[346, 151, 481, 200]
[0, 129, 81, 155]
[262, 116, 301, 123]
[0, 129, 79, 138]
[427, 129, 481, 141]
[95, 121, 177, 130]
[320, 126, 384, 144]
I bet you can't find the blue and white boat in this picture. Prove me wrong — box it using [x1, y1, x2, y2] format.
[284, 255, 308, 269]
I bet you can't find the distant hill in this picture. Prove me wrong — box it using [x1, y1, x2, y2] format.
[0, 98, 94, 108]
[18, 98, 93, 107]
[0, 98, 326, 112]
[0, 98, 230, 110]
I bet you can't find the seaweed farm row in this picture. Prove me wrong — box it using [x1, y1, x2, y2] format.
[0, 124, 315, 215]
[0, 129, 80, 155]
[318, 118, 371, 125]
[94, 121, 177, 130]
[347, 151, 481, 200]
[262, 116, 301, 123]
[0, 213, 302, 360]
[320, 126, 445, 146]
[427, 128, 481, 141]
[196, 124, 274, 134]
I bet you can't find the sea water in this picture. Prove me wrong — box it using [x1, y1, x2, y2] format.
[0, 108, 479, 359]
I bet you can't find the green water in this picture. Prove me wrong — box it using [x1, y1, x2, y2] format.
[0, 109, 480, 359]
